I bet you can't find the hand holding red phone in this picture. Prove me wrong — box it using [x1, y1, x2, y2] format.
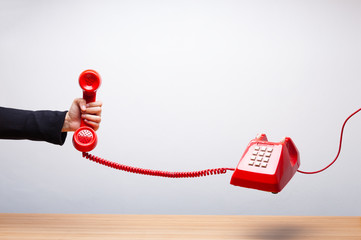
[62, 98, 102, 132]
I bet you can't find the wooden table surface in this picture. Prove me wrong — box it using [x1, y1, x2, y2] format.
[0, 214, 360, 240]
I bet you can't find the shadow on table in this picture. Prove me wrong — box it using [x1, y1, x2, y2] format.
[248, 225, 308, 240]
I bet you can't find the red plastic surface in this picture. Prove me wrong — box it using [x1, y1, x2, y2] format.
[79, 69, 101, 93]
[230, 134, 300, 193]
[72, 70, 101, 152]
[73, 127, 98, 152]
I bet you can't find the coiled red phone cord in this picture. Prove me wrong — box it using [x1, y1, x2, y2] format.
[82, 152, 235, 178]
[297, 107, 361, 174]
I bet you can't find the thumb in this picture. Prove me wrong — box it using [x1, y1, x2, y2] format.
[74, 98, 87, 112]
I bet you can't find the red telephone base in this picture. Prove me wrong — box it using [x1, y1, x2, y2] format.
[230, 134, 300, 193]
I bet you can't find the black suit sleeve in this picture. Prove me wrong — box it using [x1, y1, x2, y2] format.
[0, 107, 67, 145]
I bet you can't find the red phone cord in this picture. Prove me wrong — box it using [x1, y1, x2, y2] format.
[82, 152, 235, 178]
[297, 107, 361, 174]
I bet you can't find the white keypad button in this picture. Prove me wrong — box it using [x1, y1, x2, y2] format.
[255, 162, 261, 167]
[261, 146, 267, 151]
[252, 151, 258, 155]
[267, 147, 273, 152]
[265, 152, 271, 157]
[254, 146, 260, 151]
[249, 161, 255, 166]
[261, 163, 267, 168]
[250, 156, 256, 161]
[263, 157, 270, 163]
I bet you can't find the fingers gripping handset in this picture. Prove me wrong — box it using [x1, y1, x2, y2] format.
[72, 70, 101, 152]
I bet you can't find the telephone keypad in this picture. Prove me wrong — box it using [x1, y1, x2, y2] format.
[249, 145, 273, 168]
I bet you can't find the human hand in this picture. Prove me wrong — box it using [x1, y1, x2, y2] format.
[61, 98, 102, 132]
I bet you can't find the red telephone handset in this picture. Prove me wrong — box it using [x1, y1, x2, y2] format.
[72, 70, 101, 152]
[230, 133, 300, 193]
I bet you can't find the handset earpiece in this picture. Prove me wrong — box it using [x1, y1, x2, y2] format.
[72, 69, 101, 152]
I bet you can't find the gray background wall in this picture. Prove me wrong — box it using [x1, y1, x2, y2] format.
[1, 0, 360, 216]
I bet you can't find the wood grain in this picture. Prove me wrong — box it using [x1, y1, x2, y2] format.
[0, 214, 360, 239]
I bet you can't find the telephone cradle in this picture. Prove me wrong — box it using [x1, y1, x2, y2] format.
[230, 133, 300, 193]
